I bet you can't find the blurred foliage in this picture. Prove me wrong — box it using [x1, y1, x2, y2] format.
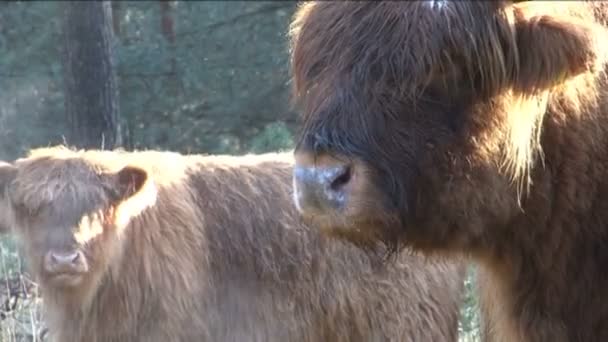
[0, 1, 480, 341]
[458, 266, 482, 342]
[0, 1, 297, 160]
[249, 121, 294, 153]
[0, 1, 65, 160]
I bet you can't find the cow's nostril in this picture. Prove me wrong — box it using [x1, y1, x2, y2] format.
[330, 165, 352, 192]
[292, 163, 353, 213]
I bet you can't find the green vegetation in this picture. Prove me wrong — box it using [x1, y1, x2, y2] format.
[458, 266, 482, 342]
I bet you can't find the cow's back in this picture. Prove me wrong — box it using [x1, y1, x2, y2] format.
[42, 149, 465, 342]
[183, 154, 466, 342]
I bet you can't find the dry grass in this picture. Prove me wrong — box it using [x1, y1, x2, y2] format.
[0, 237, 46, 342]
[0, 236, 480, 342]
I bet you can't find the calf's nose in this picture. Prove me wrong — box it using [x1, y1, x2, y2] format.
[44, 250, 88, 275]
[293, 164, 352, 213]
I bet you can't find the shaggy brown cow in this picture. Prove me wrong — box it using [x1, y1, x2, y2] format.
[289, 1, 608, 341]
[0, 146, 466, 342]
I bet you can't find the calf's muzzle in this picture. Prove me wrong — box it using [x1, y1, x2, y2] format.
[43, 249, 88, 275]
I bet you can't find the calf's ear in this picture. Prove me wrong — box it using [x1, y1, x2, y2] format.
[112, 166, 150, 202]
[0, 162, 17, 234]
[106, 166, 157, 228]
[512, 2, 608, 93]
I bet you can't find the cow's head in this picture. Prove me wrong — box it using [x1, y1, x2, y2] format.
[290, 1, 608, 253]
[0, 153, 156, 295]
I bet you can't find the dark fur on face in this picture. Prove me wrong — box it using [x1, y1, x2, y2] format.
[290, 1, 608, 249]
[291, 1, 521, 252]
[290, 1, 608, 341]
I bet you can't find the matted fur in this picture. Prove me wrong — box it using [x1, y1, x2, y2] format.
[289, 1, 608, 342]
[0, 146, 466, 342]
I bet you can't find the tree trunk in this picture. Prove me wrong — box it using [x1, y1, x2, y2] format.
[160, 0, 179, 96]
[62, 1, 120, 149]
[160, 1, 175, 44]
[111, 1, 122, 39]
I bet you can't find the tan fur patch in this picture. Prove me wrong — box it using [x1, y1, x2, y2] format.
[3, 146, 467, 342]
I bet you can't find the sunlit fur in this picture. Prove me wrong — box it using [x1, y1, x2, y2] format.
[289, 1, 608, 341]
[0, 145, 466, 342]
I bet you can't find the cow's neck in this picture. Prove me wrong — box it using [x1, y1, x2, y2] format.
[480, 79, 608, 342]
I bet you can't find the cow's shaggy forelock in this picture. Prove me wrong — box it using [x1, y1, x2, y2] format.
[289, 1, 517, 103]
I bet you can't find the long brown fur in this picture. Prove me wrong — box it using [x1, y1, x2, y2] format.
[289, 1, 608, 342]
[0, 146, 466, 342]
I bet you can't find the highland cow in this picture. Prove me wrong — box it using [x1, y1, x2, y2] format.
[0, 146, 466, 342]
[289, 1, 608, 341]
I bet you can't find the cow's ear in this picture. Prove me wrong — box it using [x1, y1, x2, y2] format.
[106, 166, 157, 227]
[0, 162, 17, 234]
[111, 166, 149, 203]
[512, 2, 607, 93]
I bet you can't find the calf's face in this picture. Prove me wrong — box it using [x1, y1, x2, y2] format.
[290, 1, 607, 252]
[0, 159, 155, 292]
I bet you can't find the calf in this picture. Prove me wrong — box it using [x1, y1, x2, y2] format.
[0, 146, 466, 342]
